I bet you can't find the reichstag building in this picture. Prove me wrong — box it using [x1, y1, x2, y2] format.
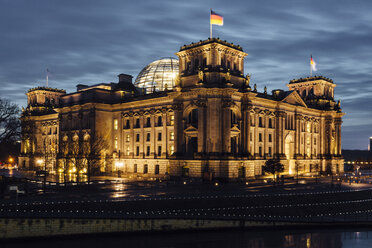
[19, 38, 344, 180]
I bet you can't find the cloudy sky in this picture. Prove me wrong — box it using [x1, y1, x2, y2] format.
[0, 0, 371, 149]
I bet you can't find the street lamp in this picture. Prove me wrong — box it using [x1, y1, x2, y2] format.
[115, 161, 124, 177]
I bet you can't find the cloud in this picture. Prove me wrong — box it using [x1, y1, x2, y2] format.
[0, 0, 371, 149]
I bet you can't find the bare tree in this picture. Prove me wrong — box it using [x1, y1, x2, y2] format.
[58, 133, 108, 183]
[0, 98, 20, 144]
[0, 98, 21, 161]
[81, 134, 108, 183]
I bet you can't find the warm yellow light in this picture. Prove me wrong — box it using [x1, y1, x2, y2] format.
[58, 168, 64, 173]
[36, 159, 43, 164]
[8, 157, 14, 163]
[115, 161, 124, 168]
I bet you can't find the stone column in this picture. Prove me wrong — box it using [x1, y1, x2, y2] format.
[264, 112, 269, 157]
[335, 118, 342, 156]
[221, 100, 232, 154]
[294, 114, 302, 157]
[173, 102, 184, 156]
[241, 103, 251, 155]
[325, 117, 333, 156]
[275, 111, 285, 158]
[196, 99, 207, 153]
[162, 109, 167, 157]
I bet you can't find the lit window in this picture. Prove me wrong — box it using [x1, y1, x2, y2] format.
[126, 134, 130, 142]
[114, 137, 118, 150]
[126, 146, 130, 156]
[170, 131, 174, 141]
[170, 145, 175, 155]
[170, 115, 174, 125]
[114, 119, 118, 130]
[307, 123, 311, 133]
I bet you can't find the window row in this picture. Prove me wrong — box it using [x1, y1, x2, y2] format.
[119, 115, 175, 130]
[125, 145, 175, 156]
[123, 132, 175, 143]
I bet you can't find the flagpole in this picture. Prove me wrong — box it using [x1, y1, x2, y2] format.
[46, 68, 49, 87]
[210, 9, 212, 38]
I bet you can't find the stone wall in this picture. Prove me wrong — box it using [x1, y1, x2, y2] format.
[0, 218, 254, 239]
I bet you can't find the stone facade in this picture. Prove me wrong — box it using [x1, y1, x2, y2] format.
[19, 38, 344, 180]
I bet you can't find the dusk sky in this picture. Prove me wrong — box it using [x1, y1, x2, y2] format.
[0, 0, 371, 149]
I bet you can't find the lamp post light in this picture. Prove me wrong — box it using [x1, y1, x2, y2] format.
[115, 161, 124, 178]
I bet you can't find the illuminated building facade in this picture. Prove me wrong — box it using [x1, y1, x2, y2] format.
[19, 38, 344, 179]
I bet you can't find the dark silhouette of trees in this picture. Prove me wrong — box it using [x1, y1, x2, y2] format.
[263, 159, 284, 183]
[58, 133, 108, 182]
[0, 98, 21, 162]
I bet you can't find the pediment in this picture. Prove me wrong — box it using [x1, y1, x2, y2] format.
[184, 125, 198, 133]
[281, 91, 307, 107]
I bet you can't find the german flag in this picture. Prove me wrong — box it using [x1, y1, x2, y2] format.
[210, 10, 223, 26]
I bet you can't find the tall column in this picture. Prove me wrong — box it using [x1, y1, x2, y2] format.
[335, 118, 342, 156]
[325, 117, 333, 156]
[275, 111, 285, 158]
[197, 99, 207, 153]
[162, 109, 167, 157]
[173, 102, 184, 156]
[264, 113, 269, 157]
[254, 112, 259, 157]
[241, 103, 251, 155]
[294, 114, 302, 157]
[221, 99, 233, 154]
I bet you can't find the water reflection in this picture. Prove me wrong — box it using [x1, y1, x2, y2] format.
[3, 229, 372, 248]
[57, 173, 87, 183]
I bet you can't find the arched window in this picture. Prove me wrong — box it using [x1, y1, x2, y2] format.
[268, 118, 273, 128]
[157, 116, 162, 126]
[259, 117, 263, 127]
[146, 117, 151, 127]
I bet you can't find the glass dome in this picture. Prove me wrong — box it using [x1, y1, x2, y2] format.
[134, 57, 179, 93]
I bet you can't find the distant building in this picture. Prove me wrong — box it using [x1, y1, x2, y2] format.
[19, 38, 345, 180]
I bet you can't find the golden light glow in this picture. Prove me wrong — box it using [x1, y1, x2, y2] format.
[115, 161, 124, 168]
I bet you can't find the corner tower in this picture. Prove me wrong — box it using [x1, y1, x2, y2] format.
[287, 76, 339, 110]
[176, 38, 248, 90]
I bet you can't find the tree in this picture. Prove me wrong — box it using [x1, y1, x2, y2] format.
[81, 134, 108, 183]
[263, 159, 284, 183]
[0, 98, 21, 162]
[58, 133, 108, 183]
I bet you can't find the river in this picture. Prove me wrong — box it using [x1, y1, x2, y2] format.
[1, 228, 372, 248]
